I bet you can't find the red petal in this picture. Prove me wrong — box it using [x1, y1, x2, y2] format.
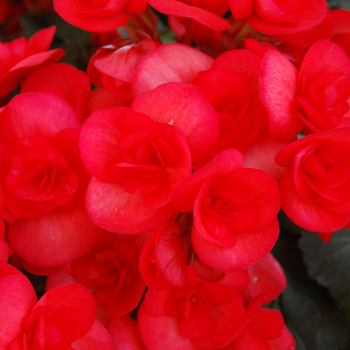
[192, 218, 280, 272]
[108, 316, 146, 350]
[33, 283, 96, 341]
[53, 0, 131, 32]
[0, 264, 37, 348]
[148, 0, 231, 31]
[317, 231, 333, 243]
[259, 50, 302, 140]
[131, 83, 219, 164]
[0, 92, 80, 144]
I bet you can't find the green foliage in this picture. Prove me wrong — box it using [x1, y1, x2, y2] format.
[272, 230, 349, 349]
[300, 229, 350, 325]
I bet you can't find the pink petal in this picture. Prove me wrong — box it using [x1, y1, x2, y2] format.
[85, 177, 176, 234]
[7, 207, 103, 268]
[0, 92, 80, 144]
[71, 319, 114, 350]
[260, 50, 302, 140]
[130, 43, 214, 97]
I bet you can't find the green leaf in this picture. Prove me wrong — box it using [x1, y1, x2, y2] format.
[300, 229, 350, 325]
[271, 231, 349, 350]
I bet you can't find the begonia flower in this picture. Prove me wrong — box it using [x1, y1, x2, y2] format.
[0, 92, 102, 270]
[260, 39, 350, 140]
[0, 26, 64, 97]
[276, 127, 350, 238]
[21, 63, 91, 122]
[53, 0, 148, 32]
[139, 214, 246, 289]
[0, 262, 114, 350]
[138, 267, 249, 350]
[80, 83, 219, 234]
[80, 107, 189, 233]
[46, 230, 146, 321]
[148, 0, 231, 31]
[172, 149, 280, 272]
[230, 0, 328, 35]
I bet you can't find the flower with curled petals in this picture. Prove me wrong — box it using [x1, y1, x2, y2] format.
[0, 92, 102, 271]
[172, 149, 280, 272]
[276, 127, 350, 241]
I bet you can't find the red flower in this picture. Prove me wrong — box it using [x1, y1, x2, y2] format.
[138, 267, 247, 350]
[260, 39, 350, 140]
[0, 92, 102, 270]
[276, 127, 350, 236]
[46, 231, 146, 321]
[172, 149, 280, 271]
[80, 83, 219, 234]
[0, 262, 114, 350]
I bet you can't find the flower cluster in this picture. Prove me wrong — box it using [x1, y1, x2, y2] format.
[1, 0, 350, 349]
